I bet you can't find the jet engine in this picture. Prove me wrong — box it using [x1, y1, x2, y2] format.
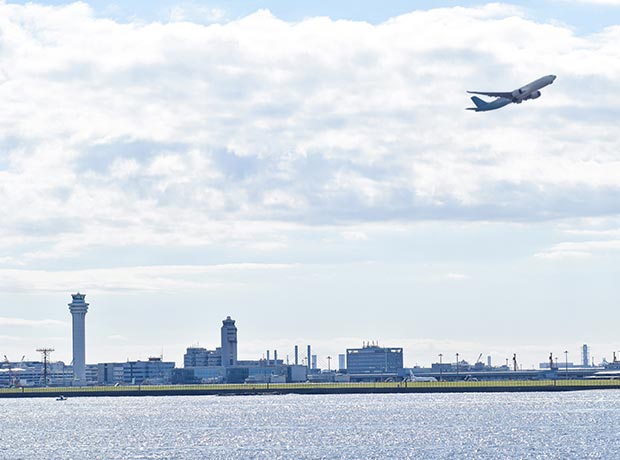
[511, 88, 526, 103]
[528, 90, 541, 100]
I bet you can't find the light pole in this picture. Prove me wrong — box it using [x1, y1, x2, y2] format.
[439, 353, 443, 381]
[564, 350, 569, 379]
[456, 352, 459, 377]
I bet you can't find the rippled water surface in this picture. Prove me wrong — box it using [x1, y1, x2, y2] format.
[2, 391, 620, 459]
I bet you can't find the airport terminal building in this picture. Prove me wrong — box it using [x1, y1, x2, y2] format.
[346, 345, 404, 375]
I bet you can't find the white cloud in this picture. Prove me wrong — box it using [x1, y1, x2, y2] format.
[1, 3, 619, 369]
[109, 158, 140, 179]
[533, 250, 592, 260]
[444, 273, 470, 281]
[0, 3, 619, 266]
[168, 5, 225, 23]
[0, 335, 26, 342]
[0, 264, 295, 293]
[559, 0, 620, 5]
[340, 231, 369, 241]
[107, 334, 128, 341]
[534, 239, 620, 259]
[0, 317, 65, 327]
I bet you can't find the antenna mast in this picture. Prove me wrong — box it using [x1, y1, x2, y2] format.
[36, 348, 54, 386]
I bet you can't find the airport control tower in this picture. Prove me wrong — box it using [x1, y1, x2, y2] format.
[220, 316, 238, 367]
[68, 293, 89, 385]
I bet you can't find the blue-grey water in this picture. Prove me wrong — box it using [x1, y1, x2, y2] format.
[2, 391, 620, 459]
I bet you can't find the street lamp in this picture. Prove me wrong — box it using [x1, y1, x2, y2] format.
[564, 350, 569, 379]
[456, 352, 459, 377]
[439, 353, 443, 381]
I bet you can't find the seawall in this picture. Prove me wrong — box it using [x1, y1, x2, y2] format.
[1, 379, 619, 398]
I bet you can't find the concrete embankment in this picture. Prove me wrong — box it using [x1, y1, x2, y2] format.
[1, 380, 620, 398]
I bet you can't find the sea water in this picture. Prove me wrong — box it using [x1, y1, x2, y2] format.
[2, 391, 620, 459]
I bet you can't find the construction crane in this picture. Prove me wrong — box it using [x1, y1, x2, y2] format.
[469, 353, 486, 371]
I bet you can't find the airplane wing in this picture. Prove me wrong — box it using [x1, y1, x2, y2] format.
[467, 90, 513, 98]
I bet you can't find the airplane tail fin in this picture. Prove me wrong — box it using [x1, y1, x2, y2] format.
[470, 96, 488, 109]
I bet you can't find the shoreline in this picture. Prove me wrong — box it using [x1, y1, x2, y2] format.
[1, 379, 619, 398]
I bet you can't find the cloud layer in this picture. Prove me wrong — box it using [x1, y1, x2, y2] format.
[1, 2, 619, 272]
[0, 316, 64, 327]
[0, 3, 619, 369]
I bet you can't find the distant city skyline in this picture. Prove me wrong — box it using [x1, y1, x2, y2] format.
[1, 1, 619, 369]
[1, 294, 614, 370]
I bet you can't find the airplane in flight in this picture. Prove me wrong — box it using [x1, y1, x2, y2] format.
[466, 74, 557, 112]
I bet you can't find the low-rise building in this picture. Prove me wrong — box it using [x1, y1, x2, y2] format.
[0, 361, 74, 387]
[184, 347, 222, 367]
[346, 345, 404, 374]
[123, 357, 175, 384]
[97, 362, 125, 385]
[98, 358, 175, 385]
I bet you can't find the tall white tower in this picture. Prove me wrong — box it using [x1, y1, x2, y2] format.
[220, 316, 237, 367]
[68, 293, 89, 385]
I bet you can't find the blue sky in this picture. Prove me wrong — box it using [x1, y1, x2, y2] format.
[1, 0, 619, 369]
[6, 0, 620, 33]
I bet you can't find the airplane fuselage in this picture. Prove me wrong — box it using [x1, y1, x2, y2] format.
[466, 74, 556, 111]
[511, 74, 556, 103]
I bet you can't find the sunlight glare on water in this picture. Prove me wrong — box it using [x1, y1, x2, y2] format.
[2, 391, 620, 459]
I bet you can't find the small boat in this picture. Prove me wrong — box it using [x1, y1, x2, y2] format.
[56, 395, 67, 401]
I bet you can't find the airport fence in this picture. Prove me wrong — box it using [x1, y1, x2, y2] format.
[1, 378, 620, 397]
